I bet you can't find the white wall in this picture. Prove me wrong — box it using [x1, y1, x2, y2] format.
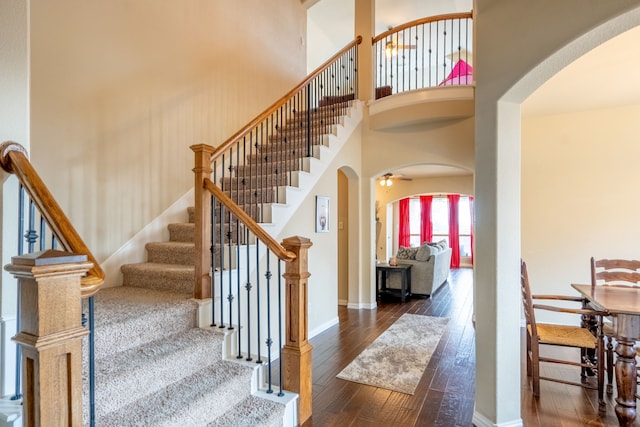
[474, 1, 640, 425]
[0, 0, 29, 398]
[522, 104, 640, 324]
[28, 0, 307, 266]
[279, 125, 362, 336]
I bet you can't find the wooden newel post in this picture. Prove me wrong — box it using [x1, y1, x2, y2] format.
[5, 250, 92, 427]
[281, 236, 313, 425]
[190, 143, 215, 300]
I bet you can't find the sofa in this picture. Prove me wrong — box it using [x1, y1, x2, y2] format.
[388, 240, 452, 297]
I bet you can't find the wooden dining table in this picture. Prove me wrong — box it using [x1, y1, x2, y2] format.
[572, 284, 640, 427]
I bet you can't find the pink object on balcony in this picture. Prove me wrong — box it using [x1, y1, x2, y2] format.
[439, 59, 473, 86]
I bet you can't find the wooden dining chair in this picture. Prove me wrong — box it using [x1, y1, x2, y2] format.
[590, 257, 640, 394]
[521, 260, 605, 408]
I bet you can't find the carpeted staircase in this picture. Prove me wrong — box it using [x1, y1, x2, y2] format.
[84, 99, 357, 426]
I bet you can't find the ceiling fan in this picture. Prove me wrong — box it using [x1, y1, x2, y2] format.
[384, 29, 417, 58]
[379, 172, 412, 187]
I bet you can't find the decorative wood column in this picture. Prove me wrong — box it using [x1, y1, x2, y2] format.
[190, 144, 215, 300]
[5, 250, 92, 427]
[281, 236, 313, 424]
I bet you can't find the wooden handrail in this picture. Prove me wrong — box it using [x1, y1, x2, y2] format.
[0, 141, 105, 297]
[203, 178, 296, 262]
[212, 36, 363, 159]
[372, 12, 473, 44]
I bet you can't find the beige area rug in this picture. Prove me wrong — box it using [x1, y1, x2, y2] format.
[336, 313, 449, 395]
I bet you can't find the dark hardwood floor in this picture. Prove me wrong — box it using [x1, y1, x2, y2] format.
[301, 268, 637, 427]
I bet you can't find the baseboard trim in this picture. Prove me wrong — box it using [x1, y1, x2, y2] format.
[337, 299, 348, 306]
[309, 316, 339, 339]
[472, 411, 523, 427]
[346, 302, 377, 310]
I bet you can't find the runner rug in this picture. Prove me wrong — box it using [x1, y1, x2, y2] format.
[336, 313, 449, 395]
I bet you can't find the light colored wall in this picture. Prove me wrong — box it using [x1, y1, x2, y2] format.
[28, 0, 307, 265]
[0, 0, 29, 397]
[522, 104, 640, 324]
[474, 1, 640, 425]
[279, 125, 362, 336]
[337, 169, 349, 304]
[375, 174, 473, 260]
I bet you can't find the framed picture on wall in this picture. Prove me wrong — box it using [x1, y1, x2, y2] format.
[316, 196, 330, 233]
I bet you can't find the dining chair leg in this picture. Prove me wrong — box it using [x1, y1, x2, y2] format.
[531, 341, 540, 397]
[526, 335, 532, 377]
[598, 335, 605, 411]
[606, 337, 614, 394]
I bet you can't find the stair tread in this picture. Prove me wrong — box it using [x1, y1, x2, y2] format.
[97, 361, 256, 426]
[94, 286, 196, 326]
[209, 395, 286, 427]
[121, 262, 194, 274]
[94, 328, 226, 418]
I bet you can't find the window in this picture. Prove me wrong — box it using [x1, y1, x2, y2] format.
[405, 194, 473, 262]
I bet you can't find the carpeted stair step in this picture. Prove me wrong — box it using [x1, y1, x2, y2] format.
[208, 395, 286, 427]
[188, 205, 267, 225]
[267, 127, 332, 142]
[245, 151, 305, 165]
[255, 141, 311, 157]
[235, 160, 301, 177]
[96, 361, 257, 427]
[318, 94, 355, 107]
[168, 222, 195, 242]
[121, 262, 194, 295]
[220, 173, 290, 191]
[224, 188, 275, 205]
[93, 286, 198, 360]
[146, 241, 195, 265]
[258, 134, 329, 149]
[93, 328, 226, 420]
[293, 101, 351, 117]
[285, 114, 342, 128]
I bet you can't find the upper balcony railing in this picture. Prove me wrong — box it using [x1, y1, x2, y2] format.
[372, 12, 473, 99]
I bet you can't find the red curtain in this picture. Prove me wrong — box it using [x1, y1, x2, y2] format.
[448, 194, 460, 268]
[469, 196, 475, 265]
[398, 198, 411, 247]
[420, 195, 433, 244]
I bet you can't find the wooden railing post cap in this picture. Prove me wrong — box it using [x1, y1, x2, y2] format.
[0, 140, 28, 174]
[9, 249, 87, 266]
[282, 236, 313, 249]
[189, 144, 216, 155]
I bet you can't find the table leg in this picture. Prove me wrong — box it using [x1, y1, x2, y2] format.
[400, 270, 406, 302]
[614, 315, 639, 426]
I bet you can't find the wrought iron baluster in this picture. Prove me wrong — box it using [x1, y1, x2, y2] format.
[245, 227, 253, 362]
[236, 215, 242, 358]
[277, 260, 284, 397]
[265, 250, 273, 394]
[255, 240, 262, 364]
[211, 193, 217, 327]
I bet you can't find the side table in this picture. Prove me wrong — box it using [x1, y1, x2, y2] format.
[376, 263, 412, 302]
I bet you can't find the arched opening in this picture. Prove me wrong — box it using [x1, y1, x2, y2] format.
[474, 5, 640, 425]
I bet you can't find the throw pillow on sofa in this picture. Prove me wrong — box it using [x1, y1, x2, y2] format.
[397, 246, 418, 260]
[415, 243, 434, 261]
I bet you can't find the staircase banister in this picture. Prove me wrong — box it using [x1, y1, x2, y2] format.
[212, 35, 363, 159]
[203, 178, 296, 262]
[0, 141, 105, 297]
[372, 11, 473, 43]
